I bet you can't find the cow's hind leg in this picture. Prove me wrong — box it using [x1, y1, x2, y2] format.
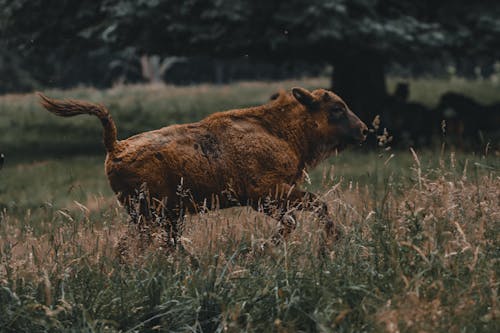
[116, 186, 186, 261]
[115, 188, 157, 261]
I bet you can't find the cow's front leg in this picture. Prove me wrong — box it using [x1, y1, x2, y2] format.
[286, 187, 340, 241]
[155, 205, 184, 250]
[257, 184, 340, 244]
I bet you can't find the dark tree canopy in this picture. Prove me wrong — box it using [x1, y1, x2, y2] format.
[96, 1, 500, 59]
[2, 0, 500, 117]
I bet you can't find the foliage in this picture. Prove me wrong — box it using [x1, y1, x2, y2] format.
[98, 0, 500, 61]
[2, 0, 500, 93]
[0, 0, 122, 92]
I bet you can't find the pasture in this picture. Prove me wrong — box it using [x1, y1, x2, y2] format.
[0, 78, 499, 332]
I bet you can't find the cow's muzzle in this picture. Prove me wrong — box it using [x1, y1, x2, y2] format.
[353, 123, 369, 143]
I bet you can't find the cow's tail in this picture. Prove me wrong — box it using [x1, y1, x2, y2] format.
[38, 93, 118, 153]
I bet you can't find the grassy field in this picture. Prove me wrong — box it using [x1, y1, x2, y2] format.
[0, 78, 499, 332]
[1, 76, 499, 163]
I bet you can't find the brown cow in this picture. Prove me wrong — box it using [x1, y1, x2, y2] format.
[39, 88, 367, 249]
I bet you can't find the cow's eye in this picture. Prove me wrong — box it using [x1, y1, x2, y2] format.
[328, 105, 344, 120]
[331, 105, 344, 114]
[328, 106, 344, 122]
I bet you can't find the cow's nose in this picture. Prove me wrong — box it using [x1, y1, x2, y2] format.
[360, 124, 369, 140]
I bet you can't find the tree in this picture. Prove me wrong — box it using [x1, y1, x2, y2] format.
[2, 0, 500, 118]
[98, 0, 500, 119]
[0, 0, 118, 91]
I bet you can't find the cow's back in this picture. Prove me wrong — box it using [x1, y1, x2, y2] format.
[105, 113, 302, 209]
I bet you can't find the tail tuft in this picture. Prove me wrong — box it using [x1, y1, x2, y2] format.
[38, 93, 106, 118]
[38, 93, 118, 153]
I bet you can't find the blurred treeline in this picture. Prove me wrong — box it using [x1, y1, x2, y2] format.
[1, 0, 500, 147]
[2, 2, 500, 93]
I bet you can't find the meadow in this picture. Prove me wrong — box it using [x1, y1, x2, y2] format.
[0, 77, 499, 332]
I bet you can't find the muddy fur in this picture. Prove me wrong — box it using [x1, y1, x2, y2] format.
[39, 88, 367, 253]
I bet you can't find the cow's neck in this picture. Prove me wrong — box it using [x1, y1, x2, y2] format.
[258, 102, 325, 170]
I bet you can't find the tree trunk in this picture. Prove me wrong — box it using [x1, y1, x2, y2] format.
[331, 54, 387, 124]
[214, 60, 225, 85]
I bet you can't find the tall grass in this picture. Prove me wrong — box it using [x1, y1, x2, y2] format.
[0, 149, 498, 332]
[0, 78, 499, 331]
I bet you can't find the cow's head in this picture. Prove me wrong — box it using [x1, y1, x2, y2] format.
[292, 87, 368, 151]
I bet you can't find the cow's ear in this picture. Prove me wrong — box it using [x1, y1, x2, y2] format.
[292, 87, 315, 107]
